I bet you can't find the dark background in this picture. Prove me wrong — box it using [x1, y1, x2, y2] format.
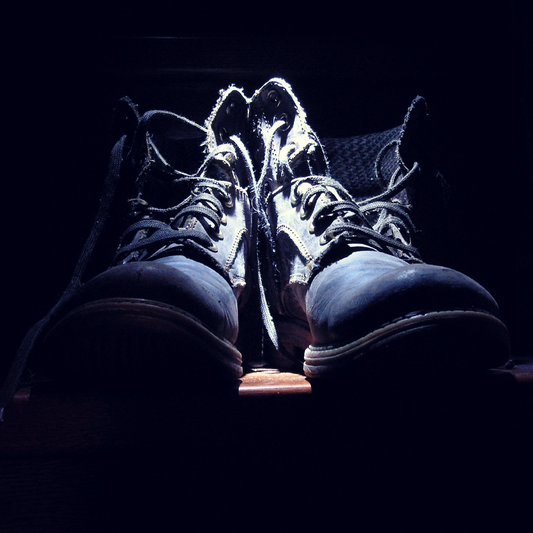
[5, 1, 531, 375]
[1, 2, 532, 530]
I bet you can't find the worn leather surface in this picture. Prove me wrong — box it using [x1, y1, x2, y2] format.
[50, 257, 240, 343]
[306, 250, 501, 346]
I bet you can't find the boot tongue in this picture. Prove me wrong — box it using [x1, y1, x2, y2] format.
[131, 111, 207, 177]
[146, 112, 207, 175]
[129, 111, 210, 211]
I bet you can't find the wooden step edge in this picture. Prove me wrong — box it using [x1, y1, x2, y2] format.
[238, 369, 312, 396]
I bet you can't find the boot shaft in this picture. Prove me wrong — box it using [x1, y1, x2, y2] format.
[113, 87, 255, 301]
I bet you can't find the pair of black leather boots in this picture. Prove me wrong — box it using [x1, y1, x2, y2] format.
[9, 78, 512, 396]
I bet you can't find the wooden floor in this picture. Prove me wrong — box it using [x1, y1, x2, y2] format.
[1, 357, 531, 531]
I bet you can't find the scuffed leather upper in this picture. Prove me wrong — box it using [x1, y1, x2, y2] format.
[55, 257, 240, 343]
[306, 250, 501, 346]
[250, 78, 504, 358]
[48, 88, 255, 345]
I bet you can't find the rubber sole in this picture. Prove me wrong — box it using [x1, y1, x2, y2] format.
[40, 297, 243, 388]
[303, 309, 511, 380]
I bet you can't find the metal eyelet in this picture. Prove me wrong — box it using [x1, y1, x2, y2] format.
[267, 89, 281, 107]
[290, 192, 300, 207]
[289, 182, 301, 207]
[224, 196, 233, 209]
[226, 100, 236, 115]
[319, 230, 335, 246]
[219, 126, 229, 142]
[279, 113, 290, 131]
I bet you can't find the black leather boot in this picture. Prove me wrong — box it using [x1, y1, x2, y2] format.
[36, 86, 255, 387]
[250, 78, 510, 380]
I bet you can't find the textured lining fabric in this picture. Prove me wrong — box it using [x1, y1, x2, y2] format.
[323, 126, 402, 199]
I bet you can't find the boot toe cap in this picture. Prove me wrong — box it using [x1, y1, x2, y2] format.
[54, 257, 239, 342]
[307, 252, 502, 346]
